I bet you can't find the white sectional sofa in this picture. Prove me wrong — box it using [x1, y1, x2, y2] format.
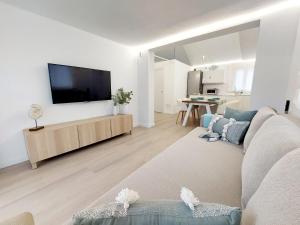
[87, 107, 300, 225]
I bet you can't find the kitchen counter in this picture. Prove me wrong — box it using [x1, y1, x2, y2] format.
[189, 94, 251, 112]
[190, 93, 251, 97]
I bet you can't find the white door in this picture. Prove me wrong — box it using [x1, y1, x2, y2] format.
[154, 68, 164, 112]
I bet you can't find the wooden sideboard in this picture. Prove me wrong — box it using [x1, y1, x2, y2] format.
[23, 114, 133, 169]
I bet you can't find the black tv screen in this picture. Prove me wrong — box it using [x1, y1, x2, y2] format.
[48, 63, 111, 104]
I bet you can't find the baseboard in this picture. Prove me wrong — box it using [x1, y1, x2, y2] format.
[0, 158, 29, 170]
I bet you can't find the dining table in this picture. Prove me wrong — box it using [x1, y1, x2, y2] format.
[181, 98, 223, 126]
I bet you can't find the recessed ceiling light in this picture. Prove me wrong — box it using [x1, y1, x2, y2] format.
[136, 0, 300, 51]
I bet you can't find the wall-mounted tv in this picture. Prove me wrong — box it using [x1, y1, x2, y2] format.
[48, 63, 111, 104]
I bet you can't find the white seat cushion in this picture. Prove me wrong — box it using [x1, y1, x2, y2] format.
[89, 127, 243, 208]
[243, 107, 276, 151]
[241, 149, 300, 225]
[241, 115, 300, 208]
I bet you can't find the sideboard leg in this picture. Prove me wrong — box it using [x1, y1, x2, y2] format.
[31, 163, 37, 169]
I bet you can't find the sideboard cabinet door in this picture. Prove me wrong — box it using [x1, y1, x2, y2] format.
[111, 115, 133, 137]
[77, 119, 112, 147]
[24, 125, 79, 163]
[46, 125, 80, 156]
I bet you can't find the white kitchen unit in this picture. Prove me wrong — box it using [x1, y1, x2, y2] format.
[202, 70, 225, 84]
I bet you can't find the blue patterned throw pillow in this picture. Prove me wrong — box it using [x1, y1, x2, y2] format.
[73, 200, 241, 225]
[212, 118, 230, 135]
[207, 116, 250, 145]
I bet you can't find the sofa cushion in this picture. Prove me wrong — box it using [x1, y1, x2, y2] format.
[74, 200, 241, 225]
[241, 115, 300, 208]
[243, 107, 276, 151]
[241, 149, 300, 225]
[224, 108, 257, 122]
[89, 127, 243, 209]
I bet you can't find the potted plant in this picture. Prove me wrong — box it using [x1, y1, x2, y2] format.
[114, 88, 133, 114]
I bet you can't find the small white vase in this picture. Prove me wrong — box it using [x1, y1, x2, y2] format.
[112, 105, 119, 116]
[119, 104, 129, 114]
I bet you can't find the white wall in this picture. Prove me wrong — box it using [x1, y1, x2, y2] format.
[154, 60, 190, 114]
[154, 60, 175, 114]
[287, 18, 300, 117]
[0, 3, 139, 168]
[137, 51, 155, 127]
[239, 28, 259, 59]
[174, 60, 190, 101]
[251, 8, 300, 113]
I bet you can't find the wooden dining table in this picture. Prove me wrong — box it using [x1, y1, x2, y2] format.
[181, 98, 220, 126]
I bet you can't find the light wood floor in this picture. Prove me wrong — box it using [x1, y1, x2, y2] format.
[0, 113, 194, 225]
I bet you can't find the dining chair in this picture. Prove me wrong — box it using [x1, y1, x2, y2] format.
[176, 99, 201, 125]
[176, 99, 187, 124]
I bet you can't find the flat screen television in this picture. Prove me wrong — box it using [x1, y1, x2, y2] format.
[48, 63, 111, 104]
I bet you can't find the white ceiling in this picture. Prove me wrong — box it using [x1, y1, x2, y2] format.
[154, 27, 259, 66]
[184, 32, 242, 65]
[0, 0, 281, 46]
[184, 27, 259, 65]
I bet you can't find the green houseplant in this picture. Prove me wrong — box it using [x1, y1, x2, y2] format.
[112, 88, 133, 115]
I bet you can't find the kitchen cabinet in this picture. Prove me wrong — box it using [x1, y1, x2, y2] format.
[202, 70, 225, 84]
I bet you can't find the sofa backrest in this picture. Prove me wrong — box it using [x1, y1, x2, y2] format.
[243, 107, 276, 151]
[241, 115, 300, 208]
[241, 149, 300, 225]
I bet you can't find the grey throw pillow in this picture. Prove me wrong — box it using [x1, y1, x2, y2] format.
[73, 200, 241, 225]
[225, 121, 250, 145]
[224, 107, 257, 122]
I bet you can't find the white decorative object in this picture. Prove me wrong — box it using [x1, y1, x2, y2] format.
[207, 114, 223, 133]
[119, 104, 129, 115]
[222, 118, 236, 141]
[28, 104, 44, 131]
[115, 188, 140, 210]
[113, 105, 119, 116]
[180, 187, 200, 211]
